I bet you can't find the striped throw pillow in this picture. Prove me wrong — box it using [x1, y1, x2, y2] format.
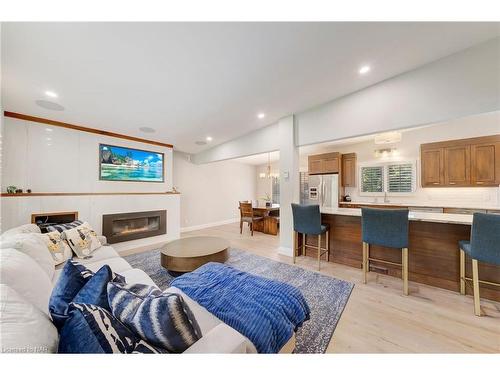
[107, 282, 202, 353]
[46, 220, 83, 233]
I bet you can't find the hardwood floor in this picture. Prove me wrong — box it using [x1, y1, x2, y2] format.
[133, 222, 500, 353]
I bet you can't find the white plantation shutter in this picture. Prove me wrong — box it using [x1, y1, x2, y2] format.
[388, 163, 414, 193]
[361, 166, 383, 193]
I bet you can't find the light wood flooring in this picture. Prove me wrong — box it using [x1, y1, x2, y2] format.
[130, 222, 500, 353]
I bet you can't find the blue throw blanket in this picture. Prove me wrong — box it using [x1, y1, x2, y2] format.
[171, 262, 310, 353]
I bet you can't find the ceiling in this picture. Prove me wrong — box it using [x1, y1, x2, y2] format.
[234, 151, 280, 165]
[2, 22, 499, 153]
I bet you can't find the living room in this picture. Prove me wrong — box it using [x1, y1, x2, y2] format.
[1, 2, 499, 375]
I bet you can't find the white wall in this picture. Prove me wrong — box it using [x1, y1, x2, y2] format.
[0, 116, 180, 250]
[300, 111, 500, 208]
[296, 38, 500, 147]
[1, 117, 173, 193]
[173, 151, 257, 231]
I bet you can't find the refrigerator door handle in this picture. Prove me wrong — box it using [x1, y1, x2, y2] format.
[321, 180, 325, 207]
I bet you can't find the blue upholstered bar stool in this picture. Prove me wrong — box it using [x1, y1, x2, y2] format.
[459, 212, 500, 316]
[361, 208, 410, 295]
[291, 204, 330, 271]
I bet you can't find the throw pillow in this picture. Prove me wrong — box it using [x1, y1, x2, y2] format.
[107, 282, 202, 353]
[0, 285, 59, 353]
[58, 303, 138, 353]
[46, 220, 83, 233]
[61, 222, 102, 258]
[0, 248, 54, 315]
[0, 233, 55, 279]
[49, 260, 124, 329]
[38, 231, 72, 265]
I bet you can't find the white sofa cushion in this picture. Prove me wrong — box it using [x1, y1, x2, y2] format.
[0, 284, 59, 353]
[0, 248, 53, 315]
[0, 233, 55, 279]
[183, 324, 251, 354]
[119, 269, 156, 287]
[52, 257, 132, 285]
[1, 224, 41, 238]
[71, 245, 120, 266]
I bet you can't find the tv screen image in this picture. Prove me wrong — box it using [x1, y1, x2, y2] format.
[99, 144, 164, 182]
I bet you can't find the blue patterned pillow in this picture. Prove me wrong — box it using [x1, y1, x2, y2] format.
[107, 283, 202, 353]
[58, 303, 138, 353]
[49, 260, 124, 329]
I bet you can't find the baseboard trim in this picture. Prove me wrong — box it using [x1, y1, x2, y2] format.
[180, 218, 239, 233]
[278, 246, 293, 257]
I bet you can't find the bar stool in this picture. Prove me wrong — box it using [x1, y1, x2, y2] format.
[361, 208, 410, 295]
[459, 212, 500, 316]
[291, 204, 330, 271]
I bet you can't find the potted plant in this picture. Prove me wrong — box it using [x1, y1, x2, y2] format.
[260, 194, 272, 207]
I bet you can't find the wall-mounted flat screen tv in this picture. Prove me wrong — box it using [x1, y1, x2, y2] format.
[99, 144, 164, 182]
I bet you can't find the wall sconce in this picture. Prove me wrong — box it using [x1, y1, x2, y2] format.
[374, 148, 399, 158]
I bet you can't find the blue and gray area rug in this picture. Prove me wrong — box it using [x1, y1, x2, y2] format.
[124, 248, 354, 353]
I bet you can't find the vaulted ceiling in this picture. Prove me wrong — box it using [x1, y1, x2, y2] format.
[2, 22, 499, 152]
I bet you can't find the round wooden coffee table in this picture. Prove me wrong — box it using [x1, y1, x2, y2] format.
[160, 236, 230, 274]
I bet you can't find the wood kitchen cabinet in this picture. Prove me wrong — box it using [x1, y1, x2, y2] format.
[308, 152, 340, 175]
[421, 148, 444, 187]
[341, 153, 356, 187]
[444, 145, 470, 186]
[471, 142, 499, 186]
[420, 135, 500, 188]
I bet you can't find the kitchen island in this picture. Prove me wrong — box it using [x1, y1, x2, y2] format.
[300, 208, 500, 302]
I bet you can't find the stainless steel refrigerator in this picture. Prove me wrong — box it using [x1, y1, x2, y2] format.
[303, 174, 339, 209]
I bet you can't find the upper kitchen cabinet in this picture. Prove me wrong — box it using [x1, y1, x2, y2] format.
[308, 152, 340, 175]
[420, 135, 500, 187]
[471, 141, 500, 186]
[341, 153, 356, 187]
[421, 148, 444, 187]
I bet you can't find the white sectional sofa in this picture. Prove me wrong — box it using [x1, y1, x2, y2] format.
[0, 223, 258, 353]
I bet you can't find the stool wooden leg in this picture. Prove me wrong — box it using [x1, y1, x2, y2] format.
[326, 230, 330, 262]
[293, 231, 297, 264]
[362, 242, 368, 284]
[472, 259, 481, 316]
[317, 234, 321, 271]
[459, 249, 465, 295]
[402, 247, 409, 296]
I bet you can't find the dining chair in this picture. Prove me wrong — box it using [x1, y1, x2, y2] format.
[361, 207, 410, 295]
[459, 212, 500, 316]
[291, 203, 330, 270]
[239, 201, 263, 236]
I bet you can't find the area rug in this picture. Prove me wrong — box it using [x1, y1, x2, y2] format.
[124, 248, 354, 353]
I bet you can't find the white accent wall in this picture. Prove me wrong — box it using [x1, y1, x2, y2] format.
[173, 151, 257, 231]
[0, 116, 180, 252]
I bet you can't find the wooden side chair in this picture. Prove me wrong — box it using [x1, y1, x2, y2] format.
[459, 212, 500, 316]
[239, 201, 263, 236]
[361, 208, 410, 296]
[291, 203, 330, 271]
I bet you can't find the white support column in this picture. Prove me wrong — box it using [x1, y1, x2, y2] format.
[278, 115, 299, 257]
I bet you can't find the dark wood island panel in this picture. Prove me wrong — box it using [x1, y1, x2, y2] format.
[300, 213, 500, 302]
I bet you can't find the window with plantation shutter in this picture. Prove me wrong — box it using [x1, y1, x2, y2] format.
[361, 166, 383, 193]
[388, 163, 414, 193]
[272, 176, 280, 204]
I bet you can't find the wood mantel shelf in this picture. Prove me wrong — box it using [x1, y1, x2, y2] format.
[1, 191, 180, 197]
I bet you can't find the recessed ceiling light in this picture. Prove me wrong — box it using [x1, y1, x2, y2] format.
[257, 113, 265, 119]
[359, 65, 371, 75]
[45, 90, 58, 98]
[35, 100, 65, 111]
[206, 136, 213, 142]
[139, 126, 155, 134]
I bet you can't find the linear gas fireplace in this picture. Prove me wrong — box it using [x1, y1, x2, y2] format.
[102, 210, 166, 244]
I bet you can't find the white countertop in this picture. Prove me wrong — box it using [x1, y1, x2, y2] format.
[321, 207, 473, 225]
[338, 201, 499, 210]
